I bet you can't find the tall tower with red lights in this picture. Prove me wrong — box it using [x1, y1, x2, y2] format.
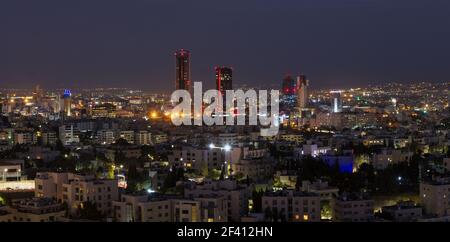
[175, 49, 191, 93]
[215, 66, 233, 94]
[282, 75, 296, 96]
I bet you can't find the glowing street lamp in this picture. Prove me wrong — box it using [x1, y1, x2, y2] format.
[223, 144, 231, 152]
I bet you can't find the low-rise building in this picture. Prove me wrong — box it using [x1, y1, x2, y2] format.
[261, 190, 321, 222]
[232, 157, 274, 181]
[300, 180, 339, 202]
[113, 193, 227, 222]
[0, 197, 65, 222]
[420, 176, 450, 217]
[381, 201, 422, 222]
[331, 193, 374, 222]
[185, 179, 251, 222]
[35, 172, 118, 216]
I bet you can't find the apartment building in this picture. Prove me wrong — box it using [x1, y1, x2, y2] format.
[420, 176, 450, 217]
[262, 190, 321, 222]
[0, 197, 65, 222]
[331, 193, 374, 222]
[184, 179, 251, 222]
[113, 193, 227, 222]
[35, 172, 118, 216]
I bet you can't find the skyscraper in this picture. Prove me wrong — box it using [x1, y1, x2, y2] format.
[215, 66, 233, 94]
[282, 75, 296, 96]
[330, 91, 342, 113]
[175, 49, 191, 92]
[62, 89, 72, 117]
[297, 75, 309, 109]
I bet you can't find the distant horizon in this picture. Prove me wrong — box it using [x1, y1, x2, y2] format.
[0, 79, 447, 93]
[2, 0, 450, 91]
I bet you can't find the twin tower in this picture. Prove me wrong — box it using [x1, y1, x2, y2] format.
[175, 49, 232, 95]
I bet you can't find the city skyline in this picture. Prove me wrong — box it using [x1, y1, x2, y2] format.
[2, 0, 450, 91]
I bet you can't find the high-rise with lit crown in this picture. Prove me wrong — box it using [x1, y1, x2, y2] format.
[282, 75, 296, 96]
[297, 75, 309, 109]
[330, 91, 342, 113]
[62, 89, 71, 117]
[175, 49, 191, 92]
[215, 66, 233, 94]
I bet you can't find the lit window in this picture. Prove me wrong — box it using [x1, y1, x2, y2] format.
[303, 214, 309, 221]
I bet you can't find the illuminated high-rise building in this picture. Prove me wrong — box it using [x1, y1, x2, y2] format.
[175, 49, 191, 93]
[297, 75, 309, 109]
[282, 75, 296, 96]
[330, 91, 342, 113]
[33, 85, 44, 103]
[62, 89, 72, 117]
[215, 66, 233, 94]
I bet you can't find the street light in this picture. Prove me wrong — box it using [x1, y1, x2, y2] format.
[223, 144, 231, 152]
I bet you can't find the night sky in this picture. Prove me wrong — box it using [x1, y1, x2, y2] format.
[1, 0, 450, 91]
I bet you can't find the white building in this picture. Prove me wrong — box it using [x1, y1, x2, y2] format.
[59, 125, 80, 145]
[35, 172, 118, 216]
[331, 193, 374, 222]
[262, 190, 321, 222]
[420, 177, 450, 217]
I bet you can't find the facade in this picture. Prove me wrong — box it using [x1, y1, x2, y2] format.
[300, 180, 339, 202]
[215, 66, 233, 94]
[282, 75, 297, 96]
[59, 124, 80, 145]
[0, 161, 22, 182]
[420, 177, 450, 217]
[91, 103, 117, 118]
[13, 131, 37, 145]
[35, 172, 119, 216]
[62, 89, 72, 118]
[135, 130, 152, 145]
[0, 197, 65, 222]
[175, 49, 191, 92]
[381, 201, 422, 222]
[297, 75, 309, 110]
[330, 91, 342, 113]
[262, 190, 321, 222]
[113, 193, 227, 222]
[232, 157, 274, 181]
[331, 193, 374, 222]
[168, 145, 241, 171]
[119, 130, 135, 144]
[185, 179, 251, 222]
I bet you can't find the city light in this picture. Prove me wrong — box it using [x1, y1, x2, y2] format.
[1, 3, 448, 226]
[223, 144, 231, 152]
